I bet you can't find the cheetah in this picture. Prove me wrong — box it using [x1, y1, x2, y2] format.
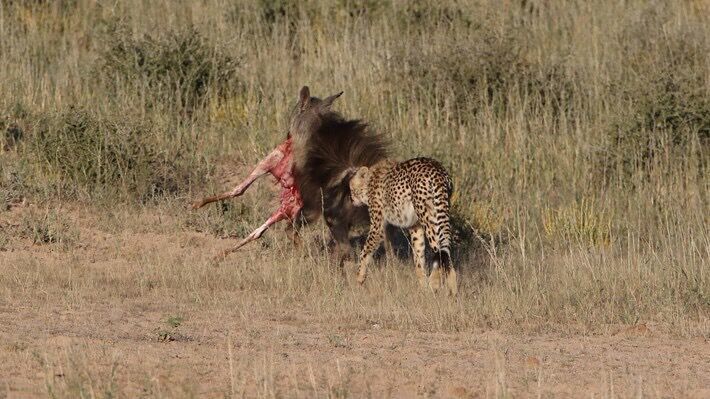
[348, 157, 458, 295]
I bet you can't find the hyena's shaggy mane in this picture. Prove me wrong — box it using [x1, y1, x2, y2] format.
[295, 111, 389, 226]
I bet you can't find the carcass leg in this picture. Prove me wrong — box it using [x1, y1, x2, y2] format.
[213, 209, 288, 262]
[192, 147, 284, 209]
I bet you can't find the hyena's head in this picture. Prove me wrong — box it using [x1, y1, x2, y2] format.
[288, 86, 343, 143]
[348, 166, 371, 207]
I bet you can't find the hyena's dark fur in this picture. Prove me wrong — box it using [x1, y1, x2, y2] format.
[288, 86, 389, 261]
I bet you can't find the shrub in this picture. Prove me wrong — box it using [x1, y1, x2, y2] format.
[258, 0, 301, 25]
[1, 102, 29, 151]
[0, 166, 26, 211]
[395, 24, 577, 118]
[396, 0, 473, 28]
[97, 23, 240, 115]
[598, 12, 709, 183]
[29, 108, 204, 201]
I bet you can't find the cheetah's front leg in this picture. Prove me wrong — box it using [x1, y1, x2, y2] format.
[357, 214, 384, 285]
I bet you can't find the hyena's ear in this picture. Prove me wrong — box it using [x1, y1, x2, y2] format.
[298, 86, 311, 109]
[322, 91, 343, 108]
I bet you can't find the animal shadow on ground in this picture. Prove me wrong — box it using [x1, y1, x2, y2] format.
[351, 219, 503, 279]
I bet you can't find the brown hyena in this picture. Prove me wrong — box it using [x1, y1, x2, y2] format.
[288, 86, 389, 263]
[191, 86, 389, 262]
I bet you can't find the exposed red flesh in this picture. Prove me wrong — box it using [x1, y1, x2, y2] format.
[192, 137, 303, 258]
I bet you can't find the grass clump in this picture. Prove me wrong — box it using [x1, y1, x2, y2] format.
[157, 315, 189, 342]
[41, 345, 121, 399]
[397, 0, 473, 28]
[541, 198, 612, 249]
[17, 208, 78, 246]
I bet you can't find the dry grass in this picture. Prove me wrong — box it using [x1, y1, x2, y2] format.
[0, 0, 708, 397]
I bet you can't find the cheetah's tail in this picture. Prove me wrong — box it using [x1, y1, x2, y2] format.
[431, 179, 453, 270]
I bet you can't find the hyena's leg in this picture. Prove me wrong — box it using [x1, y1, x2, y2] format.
[329, 221, 352, 268]
[324, 204, 353, 267]
[408, 224, 428, 288]
[284, 222, 301, 247]
[357, 213, 384, 285]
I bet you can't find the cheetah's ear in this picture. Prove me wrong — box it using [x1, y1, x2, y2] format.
[331, 167, 359, 188]
[356, 166, 370, 179]
[322, 91, 343, 108]
[298, 86, 311, 109]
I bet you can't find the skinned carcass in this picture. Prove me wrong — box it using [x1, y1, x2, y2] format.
[191, 138, 301, 260]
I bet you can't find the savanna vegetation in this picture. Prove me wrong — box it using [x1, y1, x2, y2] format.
[0, 0, 708, 397]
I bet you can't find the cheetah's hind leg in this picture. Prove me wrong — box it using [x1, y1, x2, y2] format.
[433, 250, 457, 296]
[444, 265, 458, 296]
[408, 225, 428, 289]
[428, 265, 443, 293]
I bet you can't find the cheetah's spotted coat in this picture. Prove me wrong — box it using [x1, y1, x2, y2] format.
[349, 157, 457, 295]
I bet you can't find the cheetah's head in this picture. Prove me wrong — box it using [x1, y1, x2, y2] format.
[349, 166, 370, 207]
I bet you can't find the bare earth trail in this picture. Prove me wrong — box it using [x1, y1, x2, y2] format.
[0, 206, 708, 398]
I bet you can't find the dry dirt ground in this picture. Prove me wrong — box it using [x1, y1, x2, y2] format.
[0, 204, 708, 398]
